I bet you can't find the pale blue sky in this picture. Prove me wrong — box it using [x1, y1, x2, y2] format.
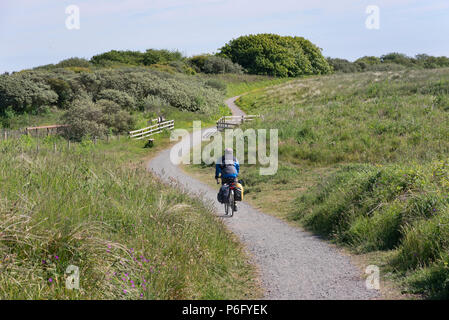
[1, 0, 449, 72]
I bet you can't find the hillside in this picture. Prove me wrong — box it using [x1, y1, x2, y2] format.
[187, 68, 449, 298]
[236, 68, 449, 298]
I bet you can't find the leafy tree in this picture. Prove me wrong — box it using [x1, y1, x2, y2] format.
[219, 34, 331, 77]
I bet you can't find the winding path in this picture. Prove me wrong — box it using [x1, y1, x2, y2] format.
[147, 96, 378, 300]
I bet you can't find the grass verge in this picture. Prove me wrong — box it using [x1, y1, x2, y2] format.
[0, 134, 262, 299]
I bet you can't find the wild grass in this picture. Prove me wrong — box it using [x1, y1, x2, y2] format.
[237, 69, 449, 165]
[231, 68, 449, 298]
[0, 135, 260, 299]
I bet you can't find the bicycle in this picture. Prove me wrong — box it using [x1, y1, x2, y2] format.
[217, 178, 236, 217]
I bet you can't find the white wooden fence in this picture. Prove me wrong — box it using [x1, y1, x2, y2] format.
[216, 115, 260, 131]
[129, 120, 175, 140]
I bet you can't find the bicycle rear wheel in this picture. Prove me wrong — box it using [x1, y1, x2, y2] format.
[228, 190, 235, 217]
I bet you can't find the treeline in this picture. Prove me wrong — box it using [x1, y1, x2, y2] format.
[0, 67, 224, 139]
[327, 53, 449, 73]
[31, 49, 244, 76]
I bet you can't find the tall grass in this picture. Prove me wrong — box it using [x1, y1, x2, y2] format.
[232, 68, 449, 298]
[0, 136, 259, 299]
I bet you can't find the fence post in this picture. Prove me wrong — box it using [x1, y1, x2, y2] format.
[4, 131, 7, 140]
[54, 142, 57, 153]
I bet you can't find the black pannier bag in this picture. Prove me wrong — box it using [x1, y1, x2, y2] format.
[217, 184, 230, 203]
[234, 185, 242, 202]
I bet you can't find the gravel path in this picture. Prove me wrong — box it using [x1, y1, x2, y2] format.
[147, 97, 378, 300]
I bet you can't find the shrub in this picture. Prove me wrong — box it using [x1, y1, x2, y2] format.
[188, 55, 210, 72]
[143, 49, 183, 65]
[0, 73, 58, 113]
[96, 89, 136, 110]
[46, 78, 72, 108]
[381, 52, 416, 67]
[56, 57, 91, 68]
[327, 58, 360, 73]
[96, 99, 135, 134]
[90, 50, 145, 66]
[139, 95, 171, 113]
[364, 63, 405, 72]
[62, 99, 107, 141]
[219, 33, 331, 77]
[90, 49, 184, 68]
[168, 60, 196, 75]
[202, 56, 243, 74]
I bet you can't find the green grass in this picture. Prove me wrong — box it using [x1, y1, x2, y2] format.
[0, 135, 261, 299]
[202, 73, 293, 98]
[227, 68, 449, 298]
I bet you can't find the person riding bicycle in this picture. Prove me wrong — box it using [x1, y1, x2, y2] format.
[215, 148, 240, 211]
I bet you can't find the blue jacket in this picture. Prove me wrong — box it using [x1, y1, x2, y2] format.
[215, 155, 239, 178]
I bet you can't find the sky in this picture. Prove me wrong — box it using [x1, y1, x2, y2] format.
[1, 0, 449, 73]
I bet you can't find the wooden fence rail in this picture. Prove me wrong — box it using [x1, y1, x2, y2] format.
[216, 115, 261, 131]
[1, 124, 69, 141]
[129, 120, 175, 140]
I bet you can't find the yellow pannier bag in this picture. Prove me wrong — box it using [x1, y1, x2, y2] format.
[235, 182, 244, 201]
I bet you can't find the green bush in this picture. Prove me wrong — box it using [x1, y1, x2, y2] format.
[143, 49, 183, 65]
[56, 57, 91, 68]
[202, 56, 243, 74]
[219, 33, 332, 77]
[139, 95, 170, 113]
[90, 49, 184, 67]
[381, 53, 416, 67]
[62, 98, 135, 140]
[326, 58, 360, 73]
[0, 67, 224, 117]
[96, 99, 135, 134]
[97, 89, 136, 110]
[0, 73, 58, 113]
[188, 55, 243, 74]
[354, 56, 381, 70]
[90, 50, 145, 66]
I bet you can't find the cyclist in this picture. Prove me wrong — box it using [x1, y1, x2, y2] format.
[215, 148, 240, 211]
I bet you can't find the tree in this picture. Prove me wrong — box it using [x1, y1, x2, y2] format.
[219, 34, 331, 77]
